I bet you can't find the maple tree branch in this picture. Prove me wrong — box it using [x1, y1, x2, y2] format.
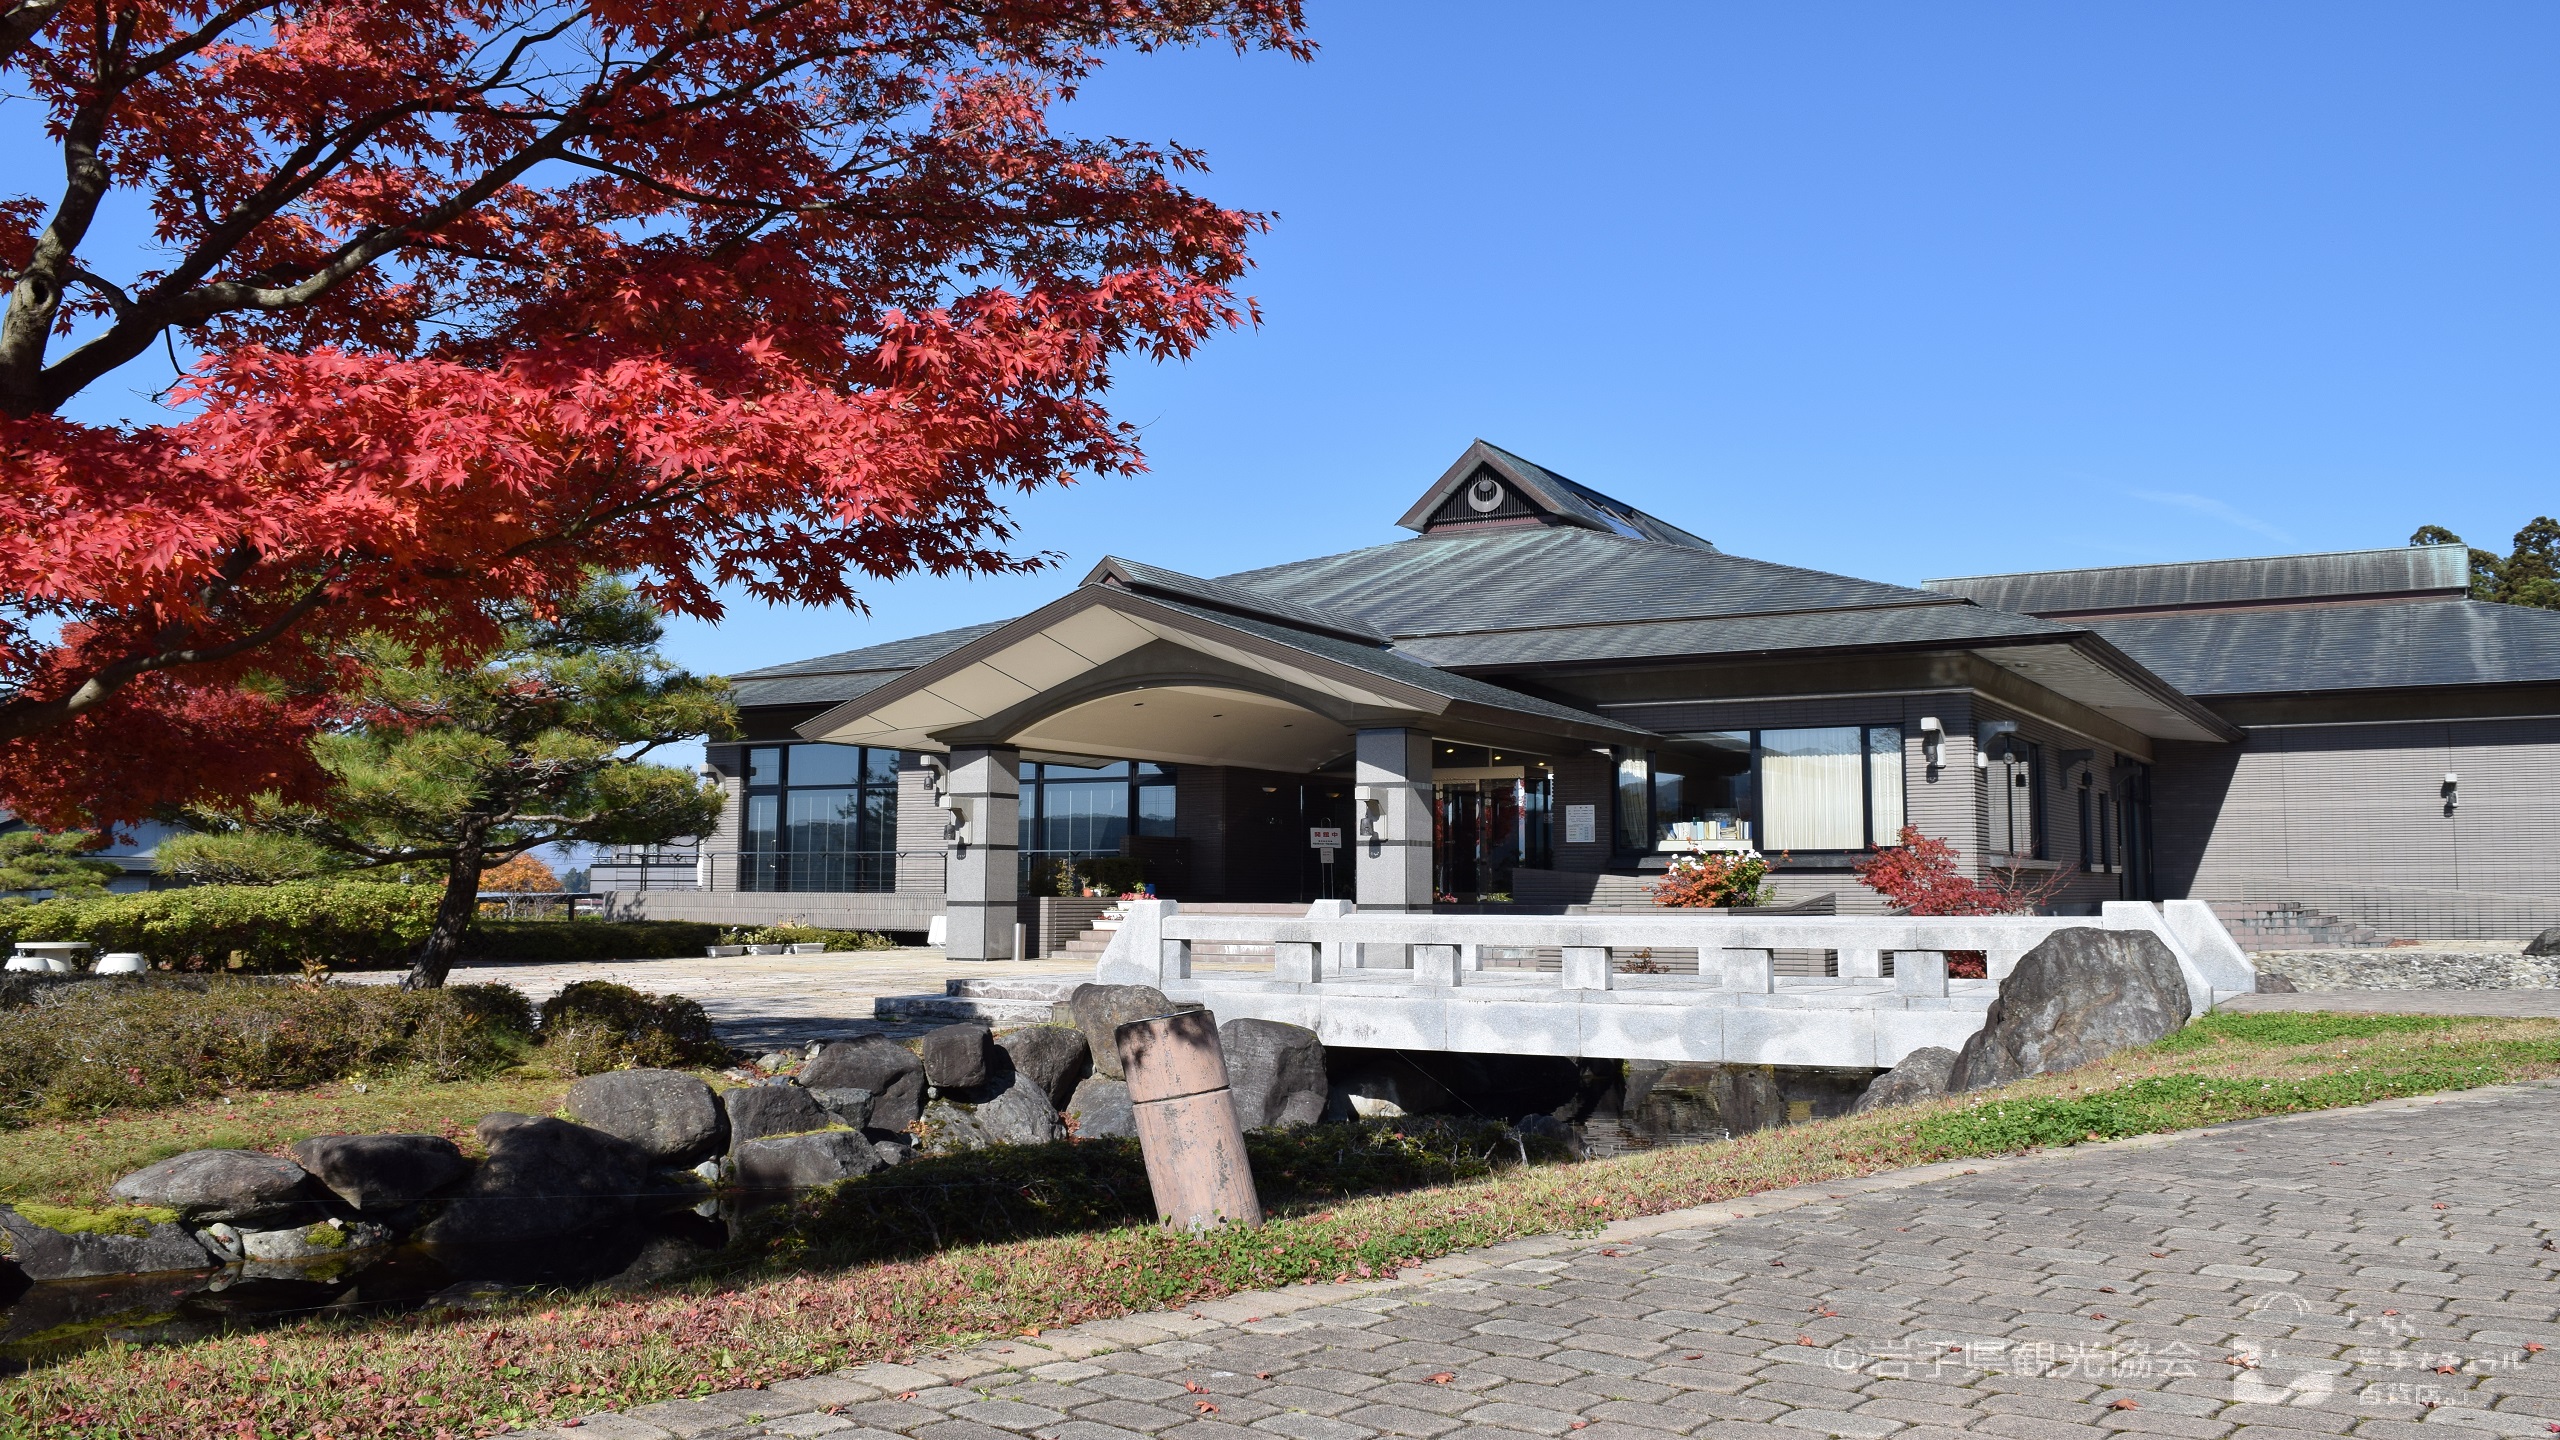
[0, 0, 67, 70]
[0, 563, 341, 743]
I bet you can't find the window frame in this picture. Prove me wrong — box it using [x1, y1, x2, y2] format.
[1631, 725, 1909, 865]
[739, 742, 903, 892]
[1017, 759, 1178, 863]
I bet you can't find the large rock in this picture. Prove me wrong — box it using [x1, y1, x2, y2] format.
[732, 1129, 884, 1190]
[807, 1087, 874, 1129]
[1850, 1047, 1958, 1115]
[720, 1083, 832, 1153]
[2526, 927, 2560, 958]
[1067, 983, 1185, 1079]
[920, 1022, 997, 1089]
[565, 1070, 727, 1165]
[1946, 928, 2192, 1092]
[287, 1134, 469, 1211]
[1000, 1025, 1092, 1109]
[0, 1205, 212, 1280]
[1064, 1076, 1135, 1139]
[108, 1149, 322, 1225]
[414, 1114, 650, 1245]
[801, 1037, 926, 1132]
[1220, 1018, 1326, 1130]
[2255, 972, 2300, 994]
[921, 1074, 1066, 1153]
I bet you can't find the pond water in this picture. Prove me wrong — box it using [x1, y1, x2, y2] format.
[0, 1205, 732, 1371]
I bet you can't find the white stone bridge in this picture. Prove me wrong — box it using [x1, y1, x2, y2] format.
[1093, 900, 2258, 1070]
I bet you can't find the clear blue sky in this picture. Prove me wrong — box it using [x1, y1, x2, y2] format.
[26, 3, 2559, 753]
[659, 0, 2557, 693]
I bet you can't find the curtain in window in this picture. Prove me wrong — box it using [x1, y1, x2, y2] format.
[1761, 728, 1864, 850]
[1867, 726, 1905, 842]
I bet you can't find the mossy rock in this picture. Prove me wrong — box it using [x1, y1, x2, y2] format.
[8, 1202, 181, 1238]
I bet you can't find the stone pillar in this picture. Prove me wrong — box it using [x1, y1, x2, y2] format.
[1354, 728, 1433, 913]
[942, 745, 1020, 961]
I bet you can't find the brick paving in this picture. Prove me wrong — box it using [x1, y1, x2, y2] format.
[528, 1082, 2560, 1440]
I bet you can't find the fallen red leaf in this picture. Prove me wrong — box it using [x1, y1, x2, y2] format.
[1427, 1373, 1456, 1385]
[896, 1392, 918, 1402]
[1683, 1353, 1703, 1361]
[2109, 1399, 2140, 1411]
[1194, 1401, 1218, 1414]
[1796, 1336, 1814, 1346]
[2527, 1343, 2546, 1354]
[1256, 1372, 1272, 1380]
[1184, 1381, 1208, 1394]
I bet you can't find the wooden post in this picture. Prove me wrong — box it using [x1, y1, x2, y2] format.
[1116, 1010, 1263, 1230]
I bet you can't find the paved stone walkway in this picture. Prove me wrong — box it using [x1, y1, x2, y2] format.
[536, 1081, 2560, 1440]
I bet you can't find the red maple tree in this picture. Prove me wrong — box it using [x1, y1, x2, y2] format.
[1852, 826, 2076, 916]
[0, 0, 1309, 826]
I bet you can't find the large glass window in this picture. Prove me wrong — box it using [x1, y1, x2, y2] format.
[1985, 738, 2044, 858]
[1760, 728, 1866, 851]
[1018, 759, 1177, 873]
[739, 743, 900, 892]
[1638, 725, 1907, 858]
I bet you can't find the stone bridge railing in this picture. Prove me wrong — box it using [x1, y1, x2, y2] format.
[1094, 900, 2255, 1070]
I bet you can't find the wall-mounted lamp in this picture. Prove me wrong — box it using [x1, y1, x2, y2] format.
[1975, 720, 2018, 770]
[2443, 772, 2460, 812]
[1918, 716, 1946, 768]
[1352, 785, 1385, 840]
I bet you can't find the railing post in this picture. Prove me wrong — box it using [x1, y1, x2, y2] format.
[1722, 949, 1775, 993]
[1561, 945, 1611, 991]
[1305, 899, 1356, 974]
[1456, 943, 1486, 973]
[1160, 936, 1191, 985]
[1275, 941, 1319, 984]
[1895, 951, 1948, 997]
[1839, 947, 1883, 979]
[1415, 944, 1462, 987]
[1987, 947, 2026, 979]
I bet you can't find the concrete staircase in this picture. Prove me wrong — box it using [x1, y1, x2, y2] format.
[2208, 900, 2390, 951]
[873, 975, 1081, 1025]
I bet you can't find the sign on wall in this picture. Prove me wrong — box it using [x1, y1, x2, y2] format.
[1564, 804, 1596, 845]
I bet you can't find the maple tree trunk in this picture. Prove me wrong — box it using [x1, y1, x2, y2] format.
[402, 820, 489, 990]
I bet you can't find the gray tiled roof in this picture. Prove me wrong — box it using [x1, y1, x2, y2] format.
[730, 621, 1012, 680]
[1925, 545, 2470, 617]
[1130, 596, 1656, 737]
[1220, 526, 2043, 645]
[2090, 600, 2560, 697]
[1399, 600, 2082, 670]
[1470, 443, 1717, 550]
[1086, 556, 1384, 641]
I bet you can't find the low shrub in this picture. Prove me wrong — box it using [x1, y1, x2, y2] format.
[0, 878, 438, 971]
[536, 980, 726, 1074]
[0, 978, 536, 1128]
[0, 887, 731, 971]
[717, 923, 895, 951]
[465, 919, 725, 962]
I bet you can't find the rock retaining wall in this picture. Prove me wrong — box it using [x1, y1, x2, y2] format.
[2250, 949, 2560, 990]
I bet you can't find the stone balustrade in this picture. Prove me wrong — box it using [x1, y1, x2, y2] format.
[1095, 899, 2255, 1070]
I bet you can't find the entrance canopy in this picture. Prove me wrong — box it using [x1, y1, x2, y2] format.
[795, 567, 1658, 766]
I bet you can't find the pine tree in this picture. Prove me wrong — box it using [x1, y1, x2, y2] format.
[213, 577, 731, 987]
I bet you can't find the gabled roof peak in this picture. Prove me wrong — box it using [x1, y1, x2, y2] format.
[1394, 440, 1716, 551]
[1080, 555, 1386, 643]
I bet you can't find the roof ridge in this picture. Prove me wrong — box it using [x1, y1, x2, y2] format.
[1925, 542, 2469, 587]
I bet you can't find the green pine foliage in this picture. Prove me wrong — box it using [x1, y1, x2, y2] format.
[152, 830, 356, 885]
[0, 829, 119, 898]
[2412, 520, 2560, 609]
[202, 575, 736, 986]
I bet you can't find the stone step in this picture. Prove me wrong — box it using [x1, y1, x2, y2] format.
[943, 976, 1081, 1002]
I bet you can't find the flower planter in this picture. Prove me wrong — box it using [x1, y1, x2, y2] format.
[704, 944, 749, 958]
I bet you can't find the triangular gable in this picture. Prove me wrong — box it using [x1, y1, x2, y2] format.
[1394, 440, 1715, 550]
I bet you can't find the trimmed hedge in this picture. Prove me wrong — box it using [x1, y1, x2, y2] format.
[0, 879, 437, 971]
[0, 883, 736, 972]
[469, 919, 723, 961]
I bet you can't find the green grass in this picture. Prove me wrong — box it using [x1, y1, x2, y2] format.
[0, 1076, 583, 1206]
[8, 1013, 2560, 1440]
